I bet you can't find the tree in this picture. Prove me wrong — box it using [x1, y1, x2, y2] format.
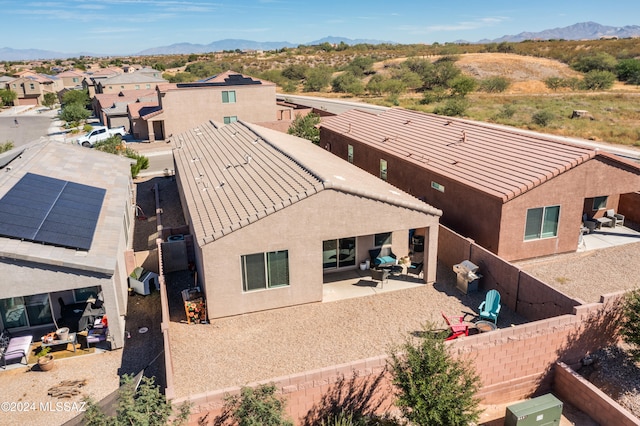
[287, 112, 320, 144]
[0, 142, 14, 153]
[581, 70, 616, 90]
[331, 72, 364, 95]
[448, 76, 477, 97]
[389, 326, 481, 426]
[0, 88, 17, 106]
[61, 89, 89, 107]
[282, 64, 309, 81]
[214, 383, 293, 426]
[572, 52, 618, 73]
[59, 103, 91, 123]
[616, 58, 640, 85]
[43, 92, 57, 109]
[303, 66, 332, 92]
[83, 375, 190, 426]
[478, 76, 511, 93]
[93, 135, 149, 178]
[621, 289, 640, 360]
[344, 56, 374, 77]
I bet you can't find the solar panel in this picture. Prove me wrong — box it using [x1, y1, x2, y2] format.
[0, 173, 106, 250]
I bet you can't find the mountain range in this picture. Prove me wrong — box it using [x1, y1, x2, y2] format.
[1, 22, 639, 61]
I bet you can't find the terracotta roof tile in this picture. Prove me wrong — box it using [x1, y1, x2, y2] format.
[173, 121, 440, 245]
[320, 109, 598, 202]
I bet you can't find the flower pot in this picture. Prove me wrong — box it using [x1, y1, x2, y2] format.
[38, 354, 55, 371]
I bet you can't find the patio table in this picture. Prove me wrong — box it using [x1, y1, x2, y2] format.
[42, 333, 77, 353]
[595, 217, 612, 229]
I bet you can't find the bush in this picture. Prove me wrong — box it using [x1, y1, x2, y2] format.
[572, 52, 618, 73]
[83, 124, 93, 132]
[214, 383, 293, 426]
[0, 142, 14, 153]
[433, 98, 468, 117]
[621, 289, 640, 360]
[616, 58, 640, 84]
[580, 70, 616, 90]
[332, 72, 365, 95]
[389, 324, 481, 426]
[478, 76, 511, 93]
[494, 104, 516, 119]
[287, 112, 320, 144]
[448, 75, 477, 97]
[59, 103, 91, 123]
[531, 110, 554, 127]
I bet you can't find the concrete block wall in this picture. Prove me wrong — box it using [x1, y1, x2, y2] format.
[554, 362, 639, 426]
[440, 225, 582, 320]
[175, 295, 624, 425]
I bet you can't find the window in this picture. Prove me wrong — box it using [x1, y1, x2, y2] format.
[0, 294, 53, 329]
[592, 196, 607, 211]
[74, 286, 100, 303]
[374, 232, 392, 247]
[222, 90, 236, 103]
[323, 237, 356, 269]
[380, 159, 387, 181]
[242, 250, 289, 291]
[135, 85, 140, 90]
[524, 206, 560, 241]
[146, 84, 151, 89]
[223, 116, 238, 124]
[347, 145, 354, 163]
[72, 77, 79, 83]
[29, 83, 35, 90]
[431, 181, 445, 192]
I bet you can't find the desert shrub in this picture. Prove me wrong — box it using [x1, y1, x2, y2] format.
[303, 66, 332, 92]
[0, 142, 14, 153]
[621, 289, 640, 360]
[616, 58, 640, 85]
[478, 76, 511, 93]
[433, 98, 468, 117]
[544, 77, 564, 91]
[532, 110, 555, 127]
[214, 383, 293, 426]
[448, 75, 477, 97]
[287, 112, 320, 144]
[332, 72, 365, 95]
[494, 104, 516, 119]
[420, 88, 446, 105]
[580, 70, 616, 90]
[389, 324, 481, 426]
[571, 52, 618, 73]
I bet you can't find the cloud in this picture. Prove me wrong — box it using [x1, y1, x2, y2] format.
[403, 16, 509, 34]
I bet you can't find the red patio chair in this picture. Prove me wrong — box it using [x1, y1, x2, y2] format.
[441, 311, 469, 341]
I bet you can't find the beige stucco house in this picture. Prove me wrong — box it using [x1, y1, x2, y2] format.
[4, 73, 63, 106]
[172, 120, 441, 319]
[0, 141, 134, 349]
[132, 71, 281, 141]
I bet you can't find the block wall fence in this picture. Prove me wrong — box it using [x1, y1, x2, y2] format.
[164, 225, 629, 425]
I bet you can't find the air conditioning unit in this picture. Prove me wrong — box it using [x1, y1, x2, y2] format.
[505, 394, 562, 426]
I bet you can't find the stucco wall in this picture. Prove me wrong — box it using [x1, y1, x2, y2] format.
[619, 192, 640, 224]
[321, 128, 640, 261]
[154, 84, 277, 138]
[198, 189, 439, 319]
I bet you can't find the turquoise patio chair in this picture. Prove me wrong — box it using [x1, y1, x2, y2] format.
[478, 289, 501, 324]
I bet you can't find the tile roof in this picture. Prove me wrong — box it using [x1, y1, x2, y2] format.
[100, 72, 166, 85]
[320, 108, 601, 202]
[157, 70, 275, 92]
[94, 89, 157, 107]
[0, 140, 132, 274]
[173, 121, 441, 245]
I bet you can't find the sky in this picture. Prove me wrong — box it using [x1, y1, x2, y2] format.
[2, 0, 640, 55]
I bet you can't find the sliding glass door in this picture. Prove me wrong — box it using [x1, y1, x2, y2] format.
[323, 237, 356, 270]
[0, 293, 53, 330]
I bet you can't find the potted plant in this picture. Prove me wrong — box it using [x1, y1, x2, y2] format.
[36, 346, 54, 371]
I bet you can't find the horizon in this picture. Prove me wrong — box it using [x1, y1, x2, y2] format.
[2, 0, 640, 56]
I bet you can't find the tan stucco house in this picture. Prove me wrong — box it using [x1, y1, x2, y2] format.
[0, 141, 134, 349]
[132, 71, 282, 141]
[173, 121, 441, 319]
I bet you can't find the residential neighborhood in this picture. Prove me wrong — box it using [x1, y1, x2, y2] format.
[1, 40, 640, 426]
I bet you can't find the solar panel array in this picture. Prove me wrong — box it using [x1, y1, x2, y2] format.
[0, 173, 106, 250]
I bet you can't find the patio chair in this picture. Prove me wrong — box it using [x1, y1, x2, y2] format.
[406, 261, 424, 278]
[582, 214, 596, 234]
[478, 289, 501, 324]
[605, 209, 624, 227]
[441, 311, 469, 341]
[1, 334, 33, 369]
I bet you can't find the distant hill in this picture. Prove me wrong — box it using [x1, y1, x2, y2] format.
[2, 22, 640, 60]
[135, 36, 392, 56]
[476, 21, 640, 43]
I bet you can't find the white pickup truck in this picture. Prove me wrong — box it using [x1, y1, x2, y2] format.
[77, 125, 126, 147]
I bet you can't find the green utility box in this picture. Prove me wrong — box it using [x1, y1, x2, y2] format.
[504, 394, 563, 426]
